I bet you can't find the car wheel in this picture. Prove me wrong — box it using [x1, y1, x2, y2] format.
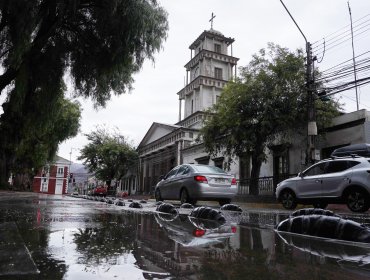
[180, 189, 190, 204]
[219, 199, 231, 206]
[155, 189, 163, 202]
[312, 202, 328, 209]
[346, 189, 370, 213]
[280, 189, 297, 210]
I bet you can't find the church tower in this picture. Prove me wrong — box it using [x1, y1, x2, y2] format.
[137, 20, 239, 194]
[177, 25, 239, 128]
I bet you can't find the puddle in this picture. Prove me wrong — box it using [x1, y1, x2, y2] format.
[0, 193, 369, 279]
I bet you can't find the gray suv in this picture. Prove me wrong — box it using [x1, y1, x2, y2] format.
[276, 156, 370, 212]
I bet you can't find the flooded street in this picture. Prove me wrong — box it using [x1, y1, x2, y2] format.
[0, 192, 370, 279]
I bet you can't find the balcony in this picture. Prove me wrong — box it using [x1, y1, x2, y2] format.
[177, 75, 228, 99]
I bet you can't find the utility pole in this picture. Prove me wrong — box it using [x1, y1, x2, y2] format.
[280, 0, 317, 164]
[306, 42, 317, 164]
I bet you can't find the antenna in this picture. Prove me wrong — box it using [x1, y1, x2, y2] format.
[348, 1, 359, 111]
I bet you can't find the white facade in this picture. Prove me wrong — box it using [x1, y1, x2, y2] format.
[137, 28, 239, 193]
[136, 26, 370, 196]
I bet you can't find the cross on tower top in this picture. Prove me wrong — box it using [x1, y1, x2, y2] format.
[209, 12, 216, 29]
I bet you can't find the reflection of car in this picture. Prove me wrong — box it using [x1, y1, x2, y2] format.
[276, 156, 370, 212]
[155, 212, 236, 247]
[154, 164, 237, 206]
[276, 230, 370, 277]
[93, 186, 107, 197]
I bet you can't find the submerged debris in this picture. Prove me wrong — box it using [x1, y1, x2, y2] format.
[180, 203, 194, 209]
[220, 204, 243, 212]
[156, 203, 178, 215]
[115, 200, 125, 206]
[128, 202, 142, 209]
[276, 208, 370, 243]
[291, 208, 339, 217]
[190, 207, 225, 224]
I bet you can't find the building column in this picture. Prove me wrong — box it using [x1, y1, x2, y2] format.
[178, 98, 182, 122]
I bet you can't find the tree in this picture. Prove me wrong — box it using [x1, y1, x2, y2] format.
[200, 43, 340, 195]
[0, 0, 168, 103]
[1, 97, 81, 189]
[78, 128, 138, 188]
[0, 0, 168, 186]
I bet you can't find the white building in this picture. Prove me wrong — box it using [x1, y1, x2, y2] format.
[127, 26, 370, 196]
[135, 27, 239, 194]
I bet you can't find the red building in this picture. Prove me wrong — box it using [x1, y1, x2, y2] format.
[32, 156, 70, 195]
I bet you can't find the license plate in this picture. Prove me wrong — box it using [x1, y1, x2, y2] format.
[214, 178, 226, 183]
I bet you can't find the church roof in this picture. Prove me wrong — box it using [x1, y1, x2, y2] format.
[138, 122, 181, 148]
[189, 29, 235, 49]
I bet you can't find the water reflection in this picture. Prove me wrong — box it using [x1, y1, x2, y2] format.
[276, 230, 370, 276]
[154, 212, 236, 247]
[0, 194, 370, 279]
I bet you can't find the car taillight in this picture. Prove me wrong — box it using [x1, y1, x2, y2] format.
[231, 226, 237, 233]
[194, 175, 208, 183]
[193, 228, 206, 237]
[231, 178, 237, 185]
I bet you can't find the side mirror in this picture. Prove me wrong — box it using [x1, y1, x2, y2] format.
[159, 175, 165, 181]
[298, 172, 304, 177]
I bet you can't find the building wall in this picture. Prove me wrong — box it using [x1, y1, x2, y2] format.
[146, 126, 177, 144]
[32, 163, 69, 195]
[202, 36, 229, 55]
[181, 145, 240, 178]
[139, 145, 177, 194]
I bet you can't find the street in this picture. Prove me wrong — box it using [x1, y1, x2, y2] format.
[0, 192, 370, 279]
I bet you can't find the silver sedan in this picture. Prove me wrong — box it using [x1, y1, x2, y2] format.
[154, 164, 237, 205]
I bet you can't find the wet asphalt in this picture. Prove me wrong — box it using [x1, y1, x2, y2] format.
[1, 191, 370, 280]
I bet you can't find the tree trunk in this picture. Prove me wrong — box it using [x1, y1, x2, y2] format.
[0, 150, 10, 189]
[13, 173, 32, 191]
[249, 150, 263, 195]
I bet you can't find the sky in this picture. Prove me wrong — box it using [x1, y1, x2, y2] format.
[58, 0, 370, 162]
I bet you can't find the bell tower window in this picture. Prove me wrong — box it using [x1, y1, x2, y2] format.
[214, 43, 221, 53]
[215, 67, 223, 79]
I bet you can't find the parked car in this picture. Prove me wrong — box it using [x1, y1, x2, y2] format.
[154, 164, 237, 206]
[93, 186, 107, 197]
[276, 155, 370, 212]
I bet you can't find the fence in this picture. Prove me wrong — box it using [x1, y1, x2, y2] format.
[238, 174, 297, 196]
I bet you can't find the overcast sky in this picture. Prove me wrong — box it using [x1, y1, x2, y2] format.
[59, 0, 370, 162]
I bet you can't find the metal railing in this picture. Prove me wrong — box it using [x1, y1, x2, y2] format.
[238, 174, 297, 196]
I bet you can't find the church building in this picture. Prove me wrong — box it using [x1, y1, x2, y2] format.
[124, 21, 370, 197]
[136, 26, 239, 194]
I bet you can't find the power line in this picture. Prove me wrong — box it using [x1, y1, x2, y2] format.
[313, 25, 370, 56]
[312, 13, 370, 46]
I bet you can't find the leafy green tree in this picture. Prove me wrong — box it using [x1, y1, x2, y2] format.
[201, 43, 340, 195]
[0, 0, 168, 103]
[78, 127, 138, 187]
[1, 96, 81, 189]
[0, 0, 168, 186]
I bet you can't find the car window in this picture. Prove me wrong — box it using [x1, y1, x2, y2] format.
[165, 167, 179, 179]
[348, 160, 360, 168]
[303, 163, 326, 176]
[324, 161, 350, 173]
[193, 165, 226, 174]
[176, 165, 191, 176]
